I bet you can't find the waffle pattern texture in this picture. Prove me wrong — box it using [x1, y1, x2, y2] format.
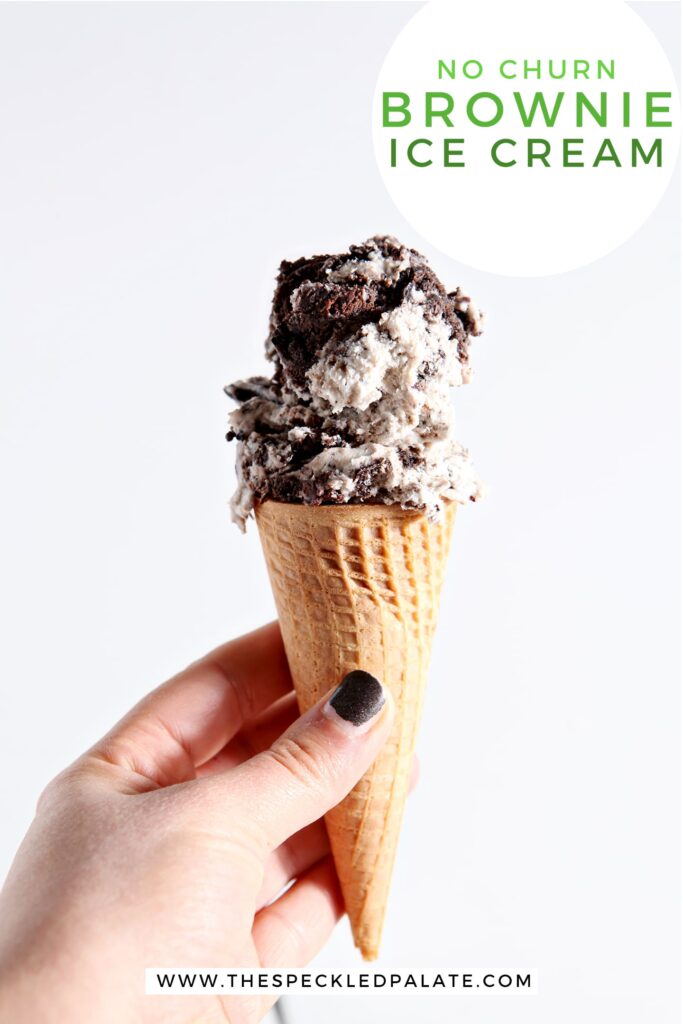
[255, 500, 456, 959]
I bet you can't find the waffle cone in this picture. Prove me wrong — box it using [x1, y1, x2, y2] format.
[255, 500, 456, 960]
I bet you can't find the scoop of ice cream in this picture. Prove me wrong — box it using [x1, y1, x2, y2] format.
[226, 235, 484, 529]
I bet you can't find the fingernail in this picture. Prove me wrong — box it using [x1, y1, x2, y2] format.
[321, 670, 387, 737]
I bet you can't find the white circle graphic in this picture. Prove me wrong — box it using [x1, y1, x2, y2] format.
[372, 0, 680, 276]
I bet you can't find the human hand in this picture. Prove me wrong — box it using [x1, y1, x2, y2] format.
[0, 622, 394, 1024]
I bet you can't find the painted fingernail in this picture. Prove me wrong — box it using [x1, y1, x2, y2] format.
[322, 670, 387, 736]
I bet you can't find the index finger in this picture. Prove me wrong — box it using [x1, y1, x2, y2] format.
[88, 621, 293, 789]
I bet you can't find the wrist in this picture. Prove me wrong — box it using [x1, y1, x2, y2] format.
[0, 941, 110, 1024]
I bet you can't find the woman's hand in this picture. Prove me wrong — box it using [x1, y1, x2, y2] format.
[0, 622, 394, 1024]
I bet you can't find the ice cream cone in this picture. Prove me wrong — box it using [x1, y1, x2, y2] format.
[255, 499, 456, 960]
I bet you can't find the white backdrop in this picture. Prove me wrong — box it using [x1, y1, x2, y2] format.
[0, 4, 680, 1023]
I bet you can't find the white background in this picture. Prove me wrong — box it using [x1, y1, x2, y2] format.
[0, 3, 679, 1023]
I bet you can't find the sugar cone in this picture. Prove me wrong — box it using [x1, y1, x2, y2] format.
[255, 500, 456, 960]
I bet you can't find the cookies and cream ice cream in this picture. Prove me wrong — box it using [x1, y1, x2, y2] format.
[226, 235, 484, 530]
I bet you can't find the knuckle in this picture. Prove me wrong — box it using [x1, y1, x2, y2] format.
[35, 763, 86, 813]
[265, 732, 336, 791]
[268, 904, 308, 964]
[36, 776, 61, 814]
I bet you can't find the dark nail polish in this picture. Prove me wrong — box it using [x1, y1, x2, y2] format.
[327, 670, 386, 727]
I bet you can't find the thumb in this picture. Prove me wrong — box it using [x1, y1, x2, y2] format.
[218, 670, 393, 853]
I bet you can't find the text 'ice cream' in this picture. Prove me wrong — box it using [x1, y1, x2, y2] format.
[226, 235, 484, 529]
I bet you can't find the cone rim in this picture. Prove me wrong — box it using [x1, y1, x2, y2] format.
[255, 498, 456, 524]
